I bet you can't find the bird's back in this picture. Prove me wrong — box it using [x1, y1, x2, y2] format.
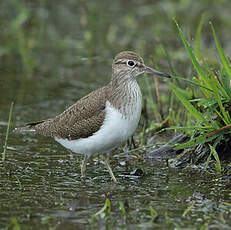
[17, 85, 111, 140]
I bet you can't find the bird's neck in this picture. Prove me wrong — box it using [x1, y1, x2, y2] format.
[108, 74, 142, 117]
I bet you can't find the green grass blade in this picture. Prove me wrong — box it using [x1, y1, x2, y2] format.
[149, 206, 158, 219]
[2, 102, 14, 162]
[209, 144, 221, 172]
[174, 133, 219, 150]
[182, 201, 195, 217]
[119, 201, 127, 216]
[221, 70, 231, 97]
[174, 75, 212, 92]
[205, 152, 212, 169]
[164, 126, 211, 131]
[192, 77, 211, 97]
[169, 82, 210, 126]
[210, 22, 231, 79]
[93, 198, 111, 219]
[174, 19, 212, 94]
[209, 76, 231, 124]
[9, 218, 21, 230]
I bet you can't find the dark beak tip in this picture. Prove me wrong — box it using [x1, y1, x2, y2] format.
[165, 73, 172, 78]
[145, 66, 171, 78]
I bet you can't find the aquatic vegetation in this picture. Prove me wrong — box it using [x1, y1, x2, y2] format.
[1, 102, 14, 162]
[8, 218, 21, 230]
[93, 198, 111, 219]
[168, 20, 231, 171]
[207, 144, 222, 172]
[148, 206, 158, 221]
[182, 200, 195, 217]
[119, 200, 127, 216]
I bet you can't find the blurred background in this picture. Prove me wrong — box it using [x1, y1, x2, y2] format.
[1, 0, 231, 120]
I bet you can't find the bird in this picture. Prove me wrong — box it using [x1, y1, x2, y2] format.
[16, 51, 171, 183]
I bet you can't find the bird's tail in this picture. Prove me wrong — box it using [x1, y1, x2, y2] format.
[15, 120, 44, 132]
[14, 126, 36, 132]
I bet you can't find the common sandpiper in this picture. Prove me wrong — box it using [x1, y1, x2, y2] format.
[16, 51, 171, 183]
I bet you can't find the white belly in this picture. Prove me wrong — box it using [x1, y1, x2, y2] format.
[55, 100, 142, 156]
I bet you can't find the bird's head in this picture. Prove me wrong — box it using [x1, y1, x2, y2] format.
[112, 51, 171, 82]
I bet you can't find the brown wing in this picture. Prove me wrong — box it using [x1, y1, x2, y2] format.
[27, 86, 111, 140]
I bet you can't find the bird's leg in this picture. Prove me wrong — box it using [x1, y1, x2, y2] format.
[81, 155, 88, 179]
[103, 156, 117, 183]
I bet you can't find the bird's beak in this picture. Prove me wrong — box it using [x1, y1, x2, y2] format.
[144, 65, 171, 78]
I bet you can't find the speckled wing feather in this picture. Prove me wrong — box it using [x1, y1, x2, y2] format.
[24, 86, 111, 140]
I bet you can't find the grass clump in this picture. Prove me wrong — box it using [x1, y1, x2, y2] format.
[168, 20, 231, 170]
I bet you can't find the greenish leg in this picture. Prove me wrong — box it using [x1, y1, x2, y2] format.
[104, 156, 118, 183]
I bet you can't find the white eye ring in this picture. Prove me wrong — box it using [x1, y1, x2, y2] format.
[127, 60, 135, 67]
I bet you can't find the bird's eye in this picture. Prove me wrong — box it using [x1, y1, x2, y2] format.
[127, 60, 135, 67]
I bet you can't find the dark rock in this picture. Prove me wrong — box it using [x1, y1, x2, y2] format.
[146, 134, 188, 160]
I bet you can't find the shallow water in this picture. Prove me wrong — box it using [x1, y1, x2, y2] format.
[1, 0, 231, 229]
[1, 145, 231, 229]
[1, 70, 231, 229]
